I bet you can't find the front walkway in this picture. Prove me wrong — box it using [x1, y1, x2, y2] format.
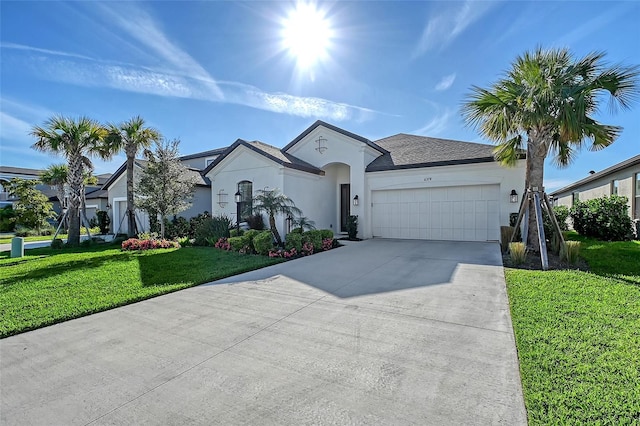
[1, 239, 526, 425]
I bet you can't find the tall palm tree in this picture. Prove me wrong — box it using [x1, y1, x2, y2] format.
[462, 48, 639, 248]
[105, 116, 161, 237]
[31, 116, 109, 245]
[252, 189, 302, 246]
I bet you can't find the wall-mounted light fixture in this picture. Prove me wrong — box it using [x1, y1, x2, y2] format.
[510, 189, 518, 203]
[286, 215, 293, 234]
[234, 190, 242, 233]
[353, 195, 359, 206]
[315, 135, 328, 154]
[217, 189, 228, 207]
[106, 203, 112, 210]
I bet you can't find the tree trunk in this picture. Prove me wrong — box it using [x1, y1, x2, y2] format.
[269, 214, 282, 246]
[525, 128, 549, 251]
[126, 150, 136, 237]
[66, 153, 84, 245]
[160, 214, 165, 239]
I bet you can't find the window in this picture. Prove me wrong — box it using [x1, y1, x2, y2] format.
[635, 173, 640, 220]
[237, 180, 252, 220]
[572, 192, 580, 206]
[612, 179, 620, 195]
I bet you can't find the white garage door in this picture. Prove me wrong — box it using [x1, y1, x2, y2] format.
[372, 184, 500, 241]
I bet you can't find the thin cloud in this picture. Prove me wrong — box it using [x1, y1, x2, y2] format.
[553, 3, 631, 47]
[0, 42, 95, 61]
[413, 1, 497, 58]
[412, 107, 453, 136]
[435, 73, 456, 91]
[0, 111, 32, 140]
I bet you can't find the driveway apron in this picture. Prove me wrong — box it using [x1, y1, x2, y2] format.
[1, 239, 527, 425]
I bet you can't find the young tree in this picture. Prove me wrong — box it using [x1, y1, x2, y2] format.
[462, 48, 639, 248]
[135, 139, 197, 239]
[31, 116, 109, 245]
[105, 116, 161, 237]
[5, 178, 56, 233]
[252, 189, 302, 246]
[40, 164, 68, 208]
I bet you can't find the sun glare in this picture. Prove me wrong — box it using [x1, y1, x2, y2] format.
[282, 3, 333, 69]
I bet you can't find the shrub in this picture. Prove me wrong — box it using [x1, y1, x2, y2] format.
[51, 238, 64, 249]
[228, 235, 250, 253]
[346, 215, 358, 240]
[285, 232, 303, 252]
[14, 225, 55, 237]
[164, 216, 190, 240]
[268, 247, 297, 258]
[246, 214, 265, 230]
[543, 205, 569, 239]
[509, 242, 527, 265]
[214, 237, 231, 251]
[321, 238, 334, 251]
[253, 230, 274, 256]
[302, 230, 323, 251]
[229, 228, 244, 237]
[178, 236, 192, 247]
[319, 229, 333, 240]
[96, 210, 110, 234]
[121, 238, 179, 251]
[289, 227, 303, 235]
[570, 196, 633, 241]
[188, 211, 211, 237]
[560, 241, 581, 265]
[301, 241, 314, 256]
[0, 205, 16, 232]
[244, 229, 261, 252]
[194, 215, 232, 246]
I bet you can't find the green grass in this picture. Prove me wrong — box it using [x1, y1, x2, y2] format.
[0, 245, 282, 337]
[0, 234, 68, 245]
[505, 233, 640, 424]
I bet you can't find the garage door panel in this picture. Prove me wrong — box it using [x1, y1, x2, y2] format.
[372, 184, 500, 241]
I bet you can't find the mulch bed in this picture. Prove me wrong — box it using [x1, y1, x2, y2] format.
[502, 250, 589, 271]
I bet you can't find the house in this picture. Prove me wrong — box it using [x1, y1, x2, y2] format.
[0, 166, 110, 218]
[203, 121, 526, 241]
[550, 154, 640, 221]
[102, 150, 222, 235]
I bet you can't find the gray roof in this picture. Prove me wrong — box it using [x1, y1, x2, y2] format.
[366, 134, 498, 172]
[550, 154, 640, 196]
[179, 147, 227, 161]
[103, 159, 210, 190]
[202, 139, 324, 176]
[0, 166, 43, 177]
[86, 188, 108, 199]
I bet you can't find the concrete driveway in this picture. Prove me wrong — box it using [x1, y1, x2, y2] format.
[1, 239, 526, 425]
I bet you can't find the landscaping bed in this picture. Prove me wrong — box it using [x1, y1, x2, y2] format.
[505, 234, 640, 423]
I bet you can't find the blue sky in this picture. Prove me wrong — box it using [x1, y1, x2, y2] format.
[1, 1, 638, 191]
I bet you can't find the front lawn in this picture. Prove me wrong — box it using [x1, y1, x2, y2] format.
[0, 234, 68, 245]
[505, 234, 640, 424]
[0, 245, 282, 338]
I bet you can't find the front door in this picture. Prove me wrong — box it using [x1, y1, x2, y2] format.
[340, 184, 350, 232]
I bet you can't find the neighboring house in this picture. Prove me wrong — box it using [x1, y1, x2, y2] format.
[102, 152, 217, 235]
[203, 121, 526, 242]
[550, 154, 640, 221]
[0, 166, 52, 207]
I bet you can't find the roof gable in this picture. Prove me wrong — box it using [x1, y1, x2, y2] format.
[282, 120, 388, 155]
[203, 139, 324, 176]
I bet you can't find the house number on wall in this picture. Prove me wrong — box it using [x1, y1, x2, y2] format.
[423, 177, 432, 181]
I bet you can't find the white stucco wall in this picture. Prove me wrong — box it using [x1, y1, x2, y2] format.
[364, 160, 526, 238]
[206, 146, 285, 230]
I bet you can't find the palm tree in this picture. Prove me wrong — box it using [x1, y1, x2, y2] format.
[105, 116, 161, 237]
[40, 164, 68, 209]
[462, 48, 639, 248]
[252, 189, 302, 245]
[31, 116, 108, 245]
[292, 216, 316, 232]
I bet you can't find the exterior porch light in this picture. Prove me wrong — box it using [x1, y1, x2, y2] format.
[510, 189, 518, 203]
[234, 190, 242, 233]
[353, 195, 359, 206]
[286, 215, 293, 233]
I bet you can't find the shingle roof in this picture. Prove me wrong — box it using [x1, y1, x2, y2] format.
[85, 188, 108, 199]
[202, 139, 324, 176]
[549, 154, 640, 196]
[366, 134, 499, 172]
[102, 159, 210, 190]
[282, 120, 388, 155]
[179, 147, 227, 161]
[0, 166, 43, 177]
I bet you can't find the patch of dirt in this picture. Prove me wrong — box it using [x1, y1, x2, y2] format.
[502, 250, 589, 271]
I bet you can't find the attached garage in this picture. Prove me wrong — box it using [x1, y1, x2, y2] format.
[371, 184, 500, 241]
